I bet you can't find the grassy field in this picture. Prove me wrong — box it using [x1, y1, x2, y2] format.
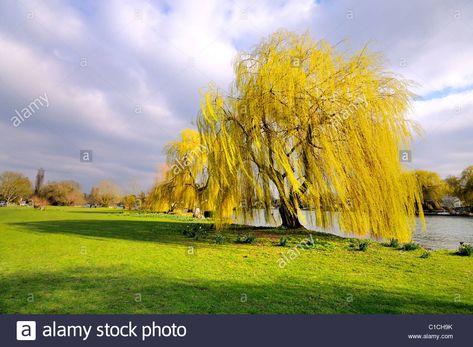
[0, 206, 472, 314]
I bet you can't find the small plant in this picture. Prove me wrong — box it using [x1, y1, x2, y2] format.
[278, 236, 288, 247]
[420, 251, 431, 259]
[195, 226, 209, 240]
[306, 236, 315, 247]
[349, 240, 369, 251]
[389, 239, 400, 248]
[358, 241, 369, 252]
[401, 242, 421, 251]
[182, 224, 209, 240]
[235, 234, 256, 244]
[182, 224, 191, 235]
[215, 234, 225, 244]
[457, 242, 473, 256]
[182, 225, 194, 237]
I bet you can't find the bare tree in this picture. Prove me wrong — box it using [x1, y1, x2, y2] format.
[0, 171, 33, 204]
[90, 180, 122, 207]
[34, 168, 45, 195]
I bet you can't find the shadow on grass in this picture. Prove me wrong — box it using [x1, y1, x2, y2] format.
[1, 265, 471, 314]
[11, 218, 345, 245]
[65, 210, 125, 214]
[11, 219, 194, 243]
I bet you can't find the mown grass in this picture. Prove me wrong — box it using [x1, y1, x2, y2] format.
[0, 206, 472, 314]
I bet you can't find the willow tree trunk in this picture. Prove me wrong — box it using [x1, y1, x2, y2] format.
[278, 196, 303, 229]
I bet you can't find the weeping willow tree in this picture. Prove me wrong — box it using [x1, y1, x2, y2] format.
[197, 30, 424, 242]
[148, 128, 210, 212]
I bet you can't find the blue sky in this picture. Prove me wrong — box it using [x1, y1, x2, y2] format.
[1, 0, 472, 193]
[416, 84, 473, 101]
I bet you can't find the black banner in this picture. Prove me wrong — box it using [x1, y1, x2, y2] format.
[1, 314, 471, 346]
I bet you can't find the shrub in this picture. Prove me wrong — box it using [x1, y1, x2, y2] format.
[389, 239, 400, 248]
[182, 224, 209, 240]
[204, 211, 215, 218]
[401, 242, 421, 251]
[182, 225, 193, 237]
[358, 241, 370, 252]
[278, 236, 288, 247]
[31, 195, 48, 210]
[195, 226, 209, 240]
[349, 240, 369, 251]
[420, 251, 431, 259]
[215, 234, 225, 244]
[235, 234, 256, 244]
[457, 242, 473, 256]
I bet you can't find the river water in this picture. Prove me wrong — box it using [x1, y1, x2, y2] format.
[412, 216, 473, 250]
[235, 209, 473, 250]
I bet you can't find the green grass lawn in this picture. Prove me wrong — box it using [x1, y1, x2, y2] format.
[0, 206, 472, 314]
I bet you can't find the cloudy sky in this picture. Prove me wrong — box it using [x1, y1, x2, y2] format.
[1, 0, 472, 193]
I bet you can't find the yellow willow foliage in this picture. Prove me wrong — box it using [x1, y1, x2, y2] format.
[414, 170, 449, 206]
[197, 30, 424, 241]
[148, 129, 211, 212]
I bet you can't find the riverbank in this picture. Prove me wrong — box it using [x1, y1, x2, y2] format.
[0, 206, 472, 314]
[234, 208, 473, 250]
[423, 210, 473, 217]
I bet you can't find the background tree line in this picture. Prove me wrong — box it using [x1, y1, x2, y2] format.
[1, 165, 471, 213]
[415, 166, 473, 210]
[0, 169, 144, 210]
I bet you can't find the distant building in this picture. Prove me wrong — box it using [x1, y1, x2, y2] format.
[442, 196, 462, 209]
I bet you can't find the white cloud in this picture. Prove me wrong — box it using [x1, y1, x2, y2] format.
[412, 89, 473, 133]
